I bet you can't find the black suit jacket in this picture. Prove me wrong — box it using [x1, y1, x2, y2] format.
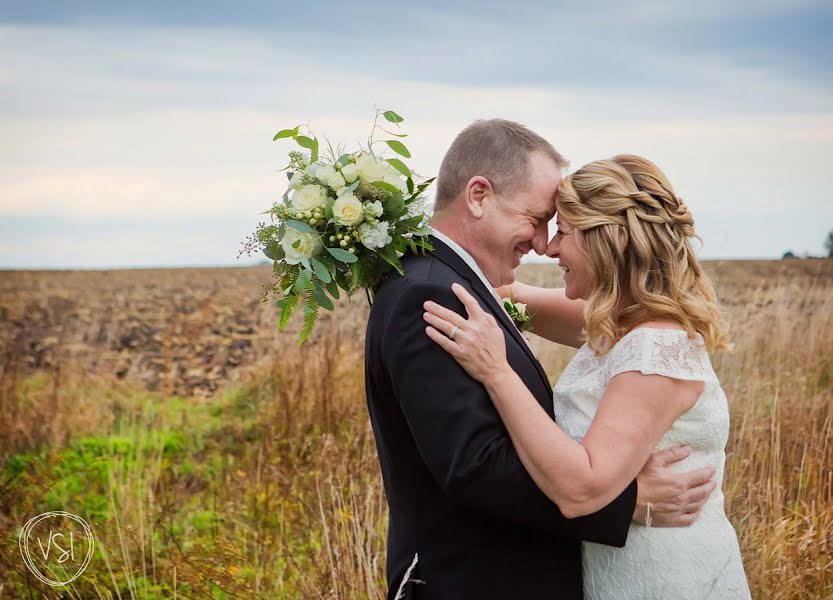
[364, 236, 637, 600]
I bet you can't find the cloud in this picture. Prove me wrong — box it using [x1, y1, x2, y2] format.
[1, 3, 832, 267]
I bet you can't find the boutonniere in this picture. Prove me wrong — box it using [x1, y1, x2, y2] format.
[503, 298, 533, 333]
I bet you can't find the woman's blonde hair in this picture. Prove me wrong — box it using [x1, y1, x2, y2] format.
[557, 154, 730, 355]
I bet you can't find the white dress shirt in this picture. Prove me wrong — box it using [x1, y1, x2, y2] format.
[429, 226, 530, 347]
[429, 227, 502, 304]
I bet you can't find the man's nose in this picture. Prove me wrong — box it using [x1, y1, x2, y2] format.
[530, 225, 549, 255]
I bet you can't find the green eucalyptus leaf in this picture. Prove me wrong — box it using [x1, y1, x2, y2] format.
[296, 135, 319, 162]
[338, 180, 360, 197]
[273, 126, 299, 141]
[384, 193, 406, 220]
[286, 219, 316, 233]
[399, 215, 425, 230]
[383, 110, 404, 124]
[296, 135, 315, 149]
[324, 278, 340, 299]
[385, 140, 411, 158]
[416, 177, 436, 194]
[311, 280, 335, 311]
[377, 245, 404, 276]
[327, 247, 358, 264]
[263, 240, 284, 261]
[309, 257, 332, 283]
[385, 158, 411, 179]
[335, 269, 351, 291]
[371, 180, 402, 195]
[292, 268, 311, 294]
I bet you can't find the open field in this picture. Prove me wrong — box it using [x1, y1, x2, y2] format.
[1, 259, 832, 598]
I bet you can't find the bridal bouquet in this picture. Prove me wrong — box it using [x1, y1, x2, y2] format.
[241, 109, 435, 344]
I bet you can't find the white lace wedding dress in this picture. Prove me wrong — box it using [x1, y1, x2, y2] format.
[553, 327, 751, 599]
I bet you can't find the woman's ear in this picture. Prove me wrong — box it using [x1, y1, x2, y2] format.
[464, 176, 492, 219]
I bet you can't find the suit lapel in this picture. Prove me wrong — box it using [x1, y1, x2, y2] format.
[427, 236, 552, 393]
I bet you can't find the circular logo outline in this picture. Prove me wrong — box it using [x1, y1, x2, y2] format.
[18, 511, 95, 586]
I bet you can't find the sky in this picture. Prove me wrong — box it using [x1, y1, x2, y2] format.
[1, 1, 832, 268]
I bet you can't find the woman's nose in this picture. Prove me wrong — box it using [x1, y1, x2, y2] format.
[545, 235, 559, 258]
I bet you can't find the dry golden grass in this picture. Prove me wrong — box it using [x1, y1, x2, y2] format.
[0, 259, 831, 598]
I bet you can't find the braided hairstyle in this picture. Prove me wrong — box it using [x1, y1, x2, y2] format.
[557, 154, 729, 355]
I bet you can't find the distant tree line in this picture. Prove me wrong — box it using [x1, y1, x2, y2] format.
[783, 228, 833, 259]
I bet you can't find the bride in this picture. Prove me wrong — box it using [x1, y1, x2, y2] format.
[422, 154, 751, 599]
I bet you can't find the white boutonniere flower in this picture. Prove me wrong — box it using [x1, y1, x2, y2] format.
[503, 298, 533, 333]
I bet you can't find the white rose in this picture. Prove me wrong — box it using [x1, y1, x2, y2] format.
[290, 184, 327, 212]
[326, 170, 346, 190]
[515, 302, 528, 317]
[358, 221, 393, 250]
[281, 228, 322, 265]
[305, 162, 324, 179]
[332, 193, 364, 226]
[315, 164, 336, 181]
[287, 171, 304, 191]
[340, 163, 358, 184]
[355, 154, 390, 183]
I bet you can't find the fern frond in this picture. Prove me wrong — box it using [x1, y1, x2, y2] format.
[278, 293, 301, 330]
[299, 292, 320, 345]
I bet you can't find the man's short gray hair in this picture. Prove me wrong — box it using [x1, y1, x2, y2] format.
[434, 119, 568, 210]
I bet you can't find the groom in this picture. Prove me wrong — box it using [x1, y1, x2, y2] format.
[364, 119, 716, 600]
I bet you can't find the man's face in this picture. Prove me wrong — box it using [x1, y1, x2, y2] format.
[469, 151, 561, 287]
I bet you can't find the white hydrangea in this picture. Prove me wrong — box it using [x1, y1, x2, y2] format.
[358, 221, 392, 250]
[405, 196, 432, 222]
[364, 200, 383, 219]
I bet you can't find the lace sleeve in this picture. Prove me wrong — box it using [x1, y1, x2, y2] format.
[604, 328, 713, 383]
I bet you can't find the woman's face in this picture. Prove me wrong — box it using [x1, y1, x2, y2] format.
[546, 207, 593, 300]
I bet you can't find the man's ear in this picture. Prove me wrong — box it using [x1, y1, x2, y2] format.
[464, 176, 492, 219]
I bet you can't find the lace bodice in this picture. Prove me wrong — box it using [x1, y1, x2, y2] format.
[553, 328, 750, 599]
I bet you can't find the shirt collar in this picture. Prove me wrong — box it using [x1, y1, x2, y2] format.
[429, 226, 501, 303]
